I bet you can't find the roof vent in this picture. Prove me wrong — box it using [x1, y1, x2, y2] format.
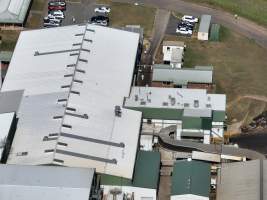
[184, 103, 189, 107]
[194, 100, 199, 108]
[135, 95, 138, 101]
[115, 106, 122, 117]
[163, 102, 169, 106]
[171, 97, 176, 106]
[206, 104, 211, 108]
[140, 101, 146, 105]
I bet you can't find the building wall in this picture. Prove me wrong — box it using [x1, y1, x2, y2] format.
[102, 185, 156, 200]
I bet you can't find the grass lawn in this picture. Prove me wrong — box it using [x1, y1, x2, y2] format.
[164, 26, 267, 124]
[97, 1, 156, 38]
[0, 31, 20, 51]
[187, 0, 267, 27]
[31, 0, 46, 11]
[25, 13, 42, 28]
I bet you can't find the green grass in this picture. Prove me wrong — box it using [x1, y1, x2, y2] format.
[164, 26, 267, 124]
[187, 0, 267, 26]
[0, 31, 20, 51]
[108, 2, 156, 38]
[25, 13, 42, 28]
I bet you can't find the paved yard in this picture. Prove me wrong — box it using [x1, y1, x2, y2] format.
[62, 0, 97, 25]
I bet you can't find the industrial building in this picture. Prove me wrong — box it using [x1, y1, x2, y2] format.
[124, 87, 226, 143]
[0, 164, 97, 200]
[171, 160, 211, 200]
[198, 15, 212, 41]
[1, 24, 143, 179]
[217, 160, 267, 200]
[151, 65, 213, 90]
[101, 150, 161, 200]
[0, 0, 32, 27]
[162, 41, 185, 68]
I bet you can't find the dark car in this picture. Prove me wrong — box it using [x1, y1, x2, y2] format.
[91, 15, 109, 23]
[178, 21, 194, 28]
[48, 5, 66, 11]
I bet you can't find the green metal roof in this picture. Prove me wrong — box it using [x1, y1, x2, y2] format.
[212, 111, 225, 122]
[0, 0, 32, 24]
[0, 51, 13, 62]
[182, 116, 212, 130]
[210, 24, 220, 41]
[101, 150, 161, 189]
[126, 107, 183, 120]
[171, 160, 211, 197]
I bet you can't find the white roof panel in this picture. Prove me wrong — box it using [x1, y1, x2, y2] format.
[0, 164, 94, 200]
[125, 87, 226, 112]
[3, 24, 142, 179]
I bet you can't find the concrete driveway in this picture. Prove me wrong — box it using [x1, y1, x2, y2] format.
[114, 0, 267, 49]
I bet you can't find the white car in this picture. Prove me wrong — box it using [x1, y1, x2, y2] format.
[94, 6, 110, 14]
[182, 15, 198, 23]
[176, 27, 192, 35]
[48, 12, 64, 19]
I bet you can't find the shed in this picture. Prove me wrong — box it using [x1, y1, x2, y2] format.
[210, 24, 220, 41]
[171, 160, 211, 200]
[198, 15, 211, 41]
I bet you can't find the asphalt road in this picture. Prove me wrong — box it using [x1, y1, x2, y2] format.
[114, 0, 267, 49]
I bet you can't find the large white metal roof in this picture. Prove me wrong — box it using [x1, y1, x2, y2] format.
[124, 87, 226, 111]
[0, 164, 94, 200]
[2, 24, 142, 179]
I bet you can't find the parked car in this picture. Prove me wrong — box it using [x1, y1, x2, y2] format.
[178, 21, 194, 29]
[48, 1, 66, 7]
[176, 27, 192, 35]
[94, 6, 110, 14]
[43, 16, 61, 24]
[48, 5, 66, 11]
[91, 15, 109, 23]
[48, 11, 65, 19]
[182, 15, 198, 23]
[44, 21, 60, 28]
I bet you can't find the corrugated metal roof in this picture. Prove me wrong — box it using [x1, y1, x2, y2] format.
[0, 0, 32, 24]
[0, 90, 24, 114]
[3, 24, 142, 179]
[198, 15, 211, 33]
[171, 160, 211, 197]
[217, 160, 265, 200]
[0, 164, 94, 200]
[152, 65, 213, 85]
[101, 150, 161, 189]
[125, 87, 225, 112]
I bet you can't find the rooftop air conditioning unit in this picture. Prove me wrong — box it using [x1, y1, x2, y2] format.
[194, 100, 199, 108]
[115, 106, 122, 117]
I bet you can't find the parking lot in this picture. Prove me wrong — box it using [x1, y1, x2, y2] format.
[62, 0, 96, 26]
[42, 0, 110, 27]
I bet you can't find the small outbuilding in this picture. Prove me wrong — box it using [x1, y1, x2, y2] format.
[198, 15, 211, 41]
